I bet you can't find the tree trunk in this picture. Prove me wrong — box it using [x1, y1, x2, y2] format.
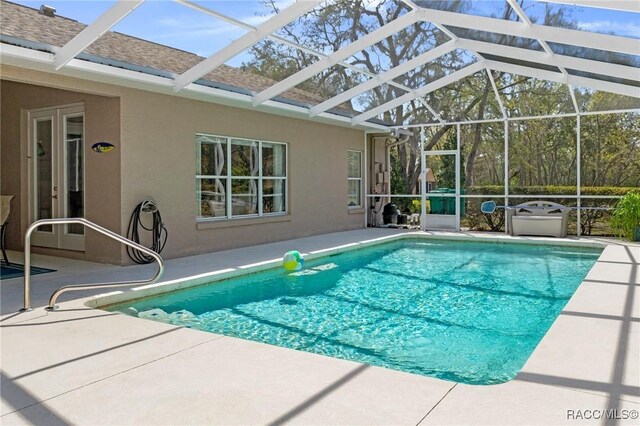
[465, 78, 491, 187]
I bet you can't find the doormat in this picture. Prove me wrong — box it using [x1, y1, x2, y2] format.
[0, 262, 56, 280]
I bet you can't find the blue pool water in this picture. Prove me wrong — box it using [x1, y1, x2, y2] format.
[109, 239, 601, 385]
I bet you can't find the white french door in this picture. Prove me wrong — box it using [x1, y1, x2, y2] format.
[29, 104, 85, 251]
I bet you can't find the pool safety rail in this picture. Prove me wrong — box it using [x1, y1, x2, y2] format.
[20, 218, 164, 312]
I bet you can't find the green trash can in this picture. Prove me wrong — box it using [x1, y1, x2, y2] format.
[428, 189, 446, 214]
[443, 189, 455, 215]
[428, 188, 465, 216]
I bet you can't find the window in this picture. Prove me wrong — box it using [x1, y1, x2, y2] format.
[347, 150, 362, 208]
[196, 134, 287, 220]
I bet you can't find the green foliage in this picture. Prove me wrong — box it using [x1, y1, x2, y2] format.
[611, 191, 640, 241]
[508, 117, 577, 187]
[439, 131, 465, 188]
[460, 123, 503, 187]
[468, 186, 636, 196]
[390, 149, 407, 195]
[580, 113, 640, 188]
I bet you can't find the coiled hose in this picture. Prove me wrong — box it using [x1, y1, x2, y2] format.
[126, 200, 167, 264]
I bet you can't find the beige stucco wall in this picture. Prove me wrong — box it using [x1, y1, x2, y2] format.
[0, 79, 122, 263]
[1, 65, 365, 264]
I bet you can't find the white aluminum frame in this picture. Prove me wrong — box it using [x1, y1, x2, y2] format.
[37, 0, 639, 129]
[455, 38, 639, 83]
[173, 0, 322, 91]
[252, 10, 420, 106]
[419, 128, 426, 230]
[504, 119, 509, 233]
[54, 0, 144, 70]
[291, 3, 637, 122]
[176, 0, 443, 123]
[397, 106, 637, 235]
[421, 147, 460, 232]
[576, 113, 582, 236]
[351, 61, 485, 126]
[538, 0, 640, 14]
[455, 123, 461, 231]
[418, 8, 639, 56]
[506, 0, 572, 85]
[485, 60, 640, 99]
[393, 108, 640, 128]
[350, 61, 637, 127]
[363, 132, 368, 227]
[309, 40, 457, 117]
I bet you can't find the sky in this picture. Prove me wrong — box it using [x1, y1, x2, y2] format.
[10, 0, 296, 65]
[8, 0, 640, 68]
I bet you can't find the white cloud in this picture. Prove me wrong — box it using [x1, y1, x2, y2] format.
[579, 20, 640, 38]
[242, 14, 272, 26]
[152, 15, 246, 39]
[152, 24, 243, 39]
[155, 17, 188, 28]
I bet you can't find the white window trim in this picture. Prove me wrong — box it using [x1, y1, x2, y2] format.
[196, 133, 288, 222]
[348, 150, 363, 209]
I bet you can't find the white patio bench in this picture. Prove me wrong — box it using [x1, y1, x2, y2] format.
[506, 201, 569, 238]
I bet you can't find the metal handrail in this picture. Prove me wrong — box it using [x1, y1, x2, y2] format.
[21, 218, 164, 312]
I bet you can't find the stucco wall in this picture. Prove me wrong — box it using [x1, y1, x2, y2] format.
[1, 65, 365, 264]
[0, 79, 122, 263]
[119, 90, 366, 260]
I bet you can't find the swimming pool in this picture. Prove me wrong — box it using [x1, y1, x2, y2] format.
[108, 238, 602, 385]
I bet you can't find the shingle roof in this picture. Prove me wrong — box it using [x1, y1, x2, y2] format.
[0, 0, 336, 109]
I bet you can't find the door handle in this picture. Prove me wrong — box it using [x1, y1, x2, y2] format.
[51, 195, 58, 199]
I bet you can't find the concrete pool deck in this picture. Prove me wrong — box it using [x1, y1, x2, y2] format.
[1, 229, 638, 425]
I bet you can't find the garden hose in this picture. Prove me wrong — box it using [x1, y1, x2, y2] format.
[126, 200, 168, 264]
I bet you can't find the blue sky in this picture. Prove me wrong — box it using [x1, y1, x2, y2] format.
[9, 0, 640, 67]
[11, 0, 295, 65]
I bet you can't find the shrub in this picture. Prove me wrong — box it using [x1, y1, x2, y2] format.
[467, 185, 635, 196]
[611, 191, 640, 241]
